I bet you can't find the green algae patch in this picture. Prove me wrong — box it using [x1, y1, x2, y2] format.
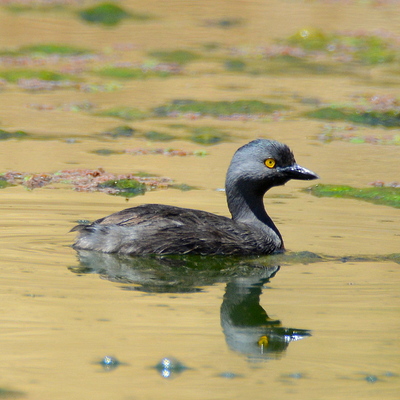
[153, 99, 286, 118]
[305, 184, 400, 208]
[0, 129, 30, 140]
[285, 28, 397, 65]
[95, 67, 148, 80]
[144, 130, 175, 142]
[224, 55, 343, 77]
[0, 179, 13, 189]
[307, 107, 400, 128]
[18, 44, 92, 56]
[316, 124, 400, 145]
[0, 69, 73, 83]
[1, 169, 174, 194]
[79, 3, 150, 26]
[189, 126, 229, 145]
[91, 149, 123, 156]
[102, 126, 136, 138]
[0, 387, 25, 398]
[0, 44, 92, 57]
[95, 100, 286, 122]
[95, 67, 173, 80]
[98, 179, 146, 197]
[96, 107, 148, 121]
[287, 28, 330, 51]
[148, 50, 200, 65]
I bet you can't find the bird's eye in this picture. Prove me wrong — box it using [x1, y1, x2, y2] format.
[264, 158, 276, 169]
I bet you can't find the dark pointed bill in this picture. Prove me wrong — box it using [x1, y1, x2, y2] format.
[281, 164, 319, 181]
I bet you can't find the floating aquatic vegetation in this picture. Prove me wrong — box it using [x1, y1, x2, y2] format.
[0, 178, 12, 189]
[124, 148, 207, 157]
[189, 126, 229, 145]
[148, 50, 200, 65]
[99, 179, 195, 198]
[0, 168, 175, 195]
[317, 124, 400, 145]
[227, 54, 340, 76]
[96, 107, 148, 121]
[369, 181, 400, 188]
[17, 43, 92, 56]
[309, 93, 400, 129]
[80, 82, 121, 93]
[144, 130, 175, 141]
[0, 129, 29, 140]
[91, 149, 122, 156]
[92, 147, 207, 157]
[0, 44, 104, 71]
[346, 93, 400, 119]
[78, 3, 150, 26]
[16, 78, 78, 91]
[218, 44, 354, 76]
[95, 65, 178, 79]
[95, 67, 151, 80]
[283, 28, 399, 65]
[153, 99, 287, 119]
[102, 125, 136, 138]
[217, 31, 399, 75]
[27, 101, 96, 112]
[307, 107, 400, 127]
[0, 69, 72, 83]
[0, 386, 25, 398]
[305, 184, 400, 208]
[286, 28, 331, 51]
[0, 44, 93, 66]
[98, 179, 146, 197]
[0, 68, 86, 91]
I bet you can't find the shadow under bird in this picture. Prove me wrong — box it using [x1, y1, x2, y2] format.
[71, 139, 319, 255]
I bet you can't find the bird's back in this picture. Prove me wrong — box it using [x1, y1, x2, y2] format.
[72, 204, 282, 255]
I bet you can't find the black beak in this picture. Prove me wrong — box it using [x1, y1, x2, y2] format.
[280, 164, 319, 181]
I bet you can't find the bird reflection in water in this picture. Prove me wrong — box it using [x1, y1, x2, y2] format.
[71, 250, 311, 362]
[221, 267, 311, 360]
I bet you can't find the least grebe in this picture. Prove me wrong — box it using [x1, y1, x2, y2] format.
[72, 139, 318, 255]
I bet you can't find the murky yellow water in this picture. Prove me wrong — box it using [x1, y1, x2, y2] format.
[0, 1, 399, 399]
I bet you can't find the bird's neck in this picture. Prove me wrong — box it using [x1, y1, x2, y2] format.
[226, 182, 283, 244]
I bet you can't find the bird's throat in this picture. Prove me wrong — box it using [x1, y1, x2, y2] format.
[226, 186, 283, 244]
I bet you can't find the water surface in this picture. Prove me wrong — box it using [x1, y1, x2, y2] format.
[0, 1, 399, 399]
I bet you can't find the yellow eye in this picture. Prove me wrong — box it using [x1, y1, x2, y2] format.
[258, 335, 269, 347]
[264, 158, 276, 168]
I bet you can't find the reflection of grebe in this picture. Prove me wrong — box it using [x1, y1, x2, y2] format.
[221, 267, 311, 360]
[72, 139, 318, 255]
